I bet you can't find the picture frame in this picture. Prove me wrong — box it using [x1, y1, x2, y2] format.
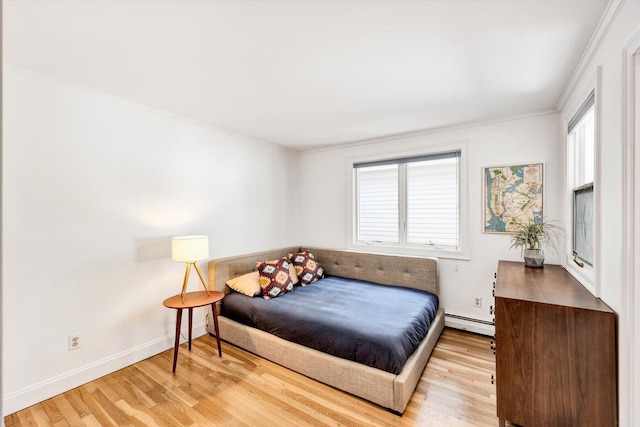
[483, 163, 543, 233]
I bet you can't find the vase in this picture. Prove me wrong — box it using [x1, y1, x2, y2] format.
[523, 248, 544, 268]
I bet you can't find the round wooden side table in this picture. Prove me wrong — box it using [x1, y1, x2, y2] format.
[163, 290, 224, 372]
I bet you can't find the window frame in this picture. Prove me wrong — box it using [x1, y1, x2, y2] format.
[347, 140, 469, 260]
[565, 88, 598, 295]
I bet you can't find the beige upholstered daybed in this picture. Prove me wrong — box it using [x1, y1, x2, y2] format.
[206, 247, 445, 414]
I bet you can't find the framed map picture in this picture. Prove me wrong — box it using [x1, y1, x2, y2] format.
[483, 163, 543, 233]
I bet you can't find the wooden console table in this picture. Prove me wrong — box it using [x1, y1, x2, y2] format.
[494, 261, 616, 426]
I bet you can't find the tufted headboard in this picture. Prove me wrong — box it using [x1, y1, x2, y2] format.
[208, 247, 438, 295]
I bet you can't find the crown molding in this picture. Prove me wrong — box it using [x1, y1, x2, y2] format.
[300, 109, 558, 155]
[5, 65, 297, 155]
[556, 0, 625, 111]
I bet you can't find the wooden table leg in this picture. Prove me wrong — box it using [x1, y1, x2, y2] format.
[172, 308, 183, 373]
[211, 302, 222, 357]
[188, 307, 193, 351]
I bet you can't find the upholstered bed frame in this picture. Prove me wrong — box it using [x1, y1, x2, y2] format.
[206, 247, 445, 414]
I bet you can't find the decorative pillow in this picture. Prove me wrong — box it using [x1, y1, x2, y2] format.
[288, 250, 325, 286]
[288, 262, 299, 285]
[226, 271, 261, 297]
[256, 257, 294, 300]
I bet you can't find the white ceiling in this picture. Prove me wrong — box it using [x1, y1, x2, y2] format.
[4, 0, 608, 151]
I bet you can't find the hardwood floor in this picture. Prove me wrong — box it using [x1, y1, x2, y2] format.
[5, 328, 508, 426]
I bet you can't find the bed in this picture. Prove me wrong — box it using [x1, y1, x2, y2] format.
[206, 247, 445, 414]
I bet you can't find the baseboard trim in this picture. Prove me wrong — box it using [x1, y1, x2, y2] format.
[445, 313, 495, 336]
[3, 323, 208, 415]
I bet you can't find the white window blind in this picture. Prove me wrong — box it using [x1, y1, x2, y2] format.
[356, 164, 398, 242]
[354, 151, 460, 251]
[407, 157, 459, 247]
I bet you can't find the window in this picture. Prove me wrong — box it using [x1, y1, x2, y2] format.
[567, 92, 595, 274]
[573, 183, 593, 266]
[353, 149, 464, 256]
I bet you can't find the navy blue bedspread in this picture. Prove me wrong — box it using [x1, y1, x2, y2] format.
[221, 276, 439, 374]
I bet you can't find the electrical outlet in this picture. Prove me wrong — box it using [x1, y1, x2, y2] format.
[473, 296, 482, 308]
[69, 334, 80, 351]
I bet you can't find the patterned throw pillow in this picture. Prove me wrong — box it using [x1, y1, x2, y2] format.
[288, 250, 325, 286]
[256, 257, 294, 300]
[288, 262, 299, 285]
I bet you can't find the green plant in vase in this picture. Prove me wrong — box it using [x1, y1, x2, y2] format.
[509, 218, 563, 268]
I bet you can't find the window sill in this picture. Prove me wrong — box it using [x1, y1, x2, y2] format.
[349, 242, 471, 261]
[564, 260, 596, 296]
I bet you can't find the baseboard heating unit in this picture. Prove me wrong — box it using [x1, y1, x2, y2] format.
[445, 313, 495, 336]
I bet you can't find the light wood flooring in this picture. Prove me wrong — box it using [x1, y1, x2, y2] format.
[5, 328, 508, 426]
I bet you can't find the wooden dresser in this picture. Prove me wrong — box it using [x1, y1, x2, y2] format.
[494, 261, 617, 427]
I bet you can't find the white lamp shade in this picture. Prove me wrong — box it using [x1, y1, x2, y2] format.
[171, 235, 209, 262]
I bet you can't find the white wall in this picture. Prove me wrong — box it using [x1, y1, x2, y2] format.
[560, 0, 639, 315]
[2, 68, 299, 414]
[558, 2, 640, 426]
[298, 112, 563, 332]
